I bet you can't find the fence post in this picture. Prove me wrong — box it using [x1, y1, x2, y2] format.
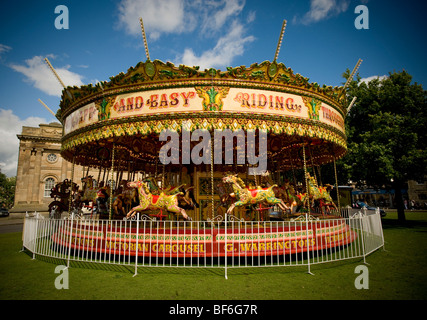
[306, 213, 314, 275]
[21, 215, 27, 252]
[359, 213, 368, 265]
[66, 212, 74, 268]
[379, 213, 386, 252]
[133, 212, 140, 277]
[376, 208, 386, 251]
[32, 215, 39, 259]
[224, 213, 228, 280]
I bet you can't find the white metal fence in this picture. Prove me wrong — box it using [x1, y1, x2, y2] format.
[22, 209, 384, 278]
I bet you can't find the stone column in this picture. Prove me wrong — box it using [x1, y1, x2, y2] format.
[32, 148, 43, 203]
[26, 148, 37, 204]
[14, 145, 31, 205]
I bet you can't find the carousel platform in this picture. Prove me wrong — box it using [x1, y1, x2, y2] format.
[49, 214, 357, 259]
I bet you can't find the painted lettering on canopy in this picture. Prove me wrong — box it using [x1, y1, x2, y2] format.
[233, 92, 302, 112]
[113, 91, 196, 113]
[64, 102, 98, 135]
[321, 106, 345, 129]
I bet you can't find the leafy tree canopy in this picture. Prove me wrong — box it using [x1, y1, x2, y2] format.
[0, 170, 16, 209]
[341, 70, 427, 222]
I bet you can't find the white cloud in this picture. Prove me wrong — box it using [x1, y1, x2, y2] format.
[116, 0, 195, 40]
[200, 0, 245, 36]
[177, 20, 255, 69]
[0, 109, 50, 177]
[294, 0, 350, 24]
[117, 0, 255, 69]
[116, 0, 250, 39]
[359, 75, 388, 85]
[246, 11, 256, 24]
[0, 44, 12, 62]
[9, 55, 85, 97]
[0, 44, 12, 54]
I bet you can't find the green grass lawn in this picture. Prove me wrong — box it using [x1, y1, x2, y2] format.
[1, 211, 426, 300]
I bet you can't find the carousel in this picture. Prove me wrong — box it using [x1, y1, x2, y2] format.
[48, 19, 359, 259]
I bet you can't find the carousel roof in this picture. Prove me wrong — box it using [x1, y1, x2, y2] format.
[56, 59, 348, 171]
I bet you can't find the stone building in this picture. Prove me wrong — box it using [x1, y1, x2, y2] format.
[407, 178, 427, 208]
[10, 122, 97, 217]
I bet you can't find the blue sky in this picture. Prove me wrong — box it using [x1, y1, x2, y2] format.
[0, 0, 426, 176]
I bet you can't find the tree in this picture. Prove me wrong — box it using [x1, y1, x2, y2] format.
[0, 170, 16, 209]
[342, 70, 427, 223]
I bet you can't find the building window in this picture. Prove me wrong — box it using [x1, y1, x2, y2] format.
[44, 177, 56, 197]
[47, 153, 58, 163]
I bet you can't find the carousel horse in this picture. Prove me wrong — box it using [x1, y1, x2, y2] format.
[80, 176, 111, 215]
[111, 180, 140, 217]
[203, 180, 235, 219]
[217, 180, 234, 206]
[112, 192, 126, 216]
[222, 174, 289, 215]
[300, 173, 338, 214]
[126, 180, 191, 220]
[318, 184, 338, 214]
[258, 171, 300, 213]
[305, 174, 337, 214]
[143, 176, 184, 195]
[81, 176, 99, 203]
[122, 185, 138, 212]
[144, 176, 198, 209]
[279, 181, 301, 213]
[261, 171, 298, 212]
[177, 186, 199, 210]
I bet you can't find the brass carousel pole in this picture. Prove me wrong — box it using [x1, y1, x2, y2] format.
[308, 143, 318, 186]
[302, 141, 314, 274]
[162, 161, 165, 189]
[316, 165, 323, 187]
[302, 142, 310, 213]
[342, 59, 362, 93]
[66, 156, 75, 269]
[333, 156, 341, 216]
[347, 96, 357, 115]
[68, 156, 75, 216]
[127, 161, 131, 183]
[109, 143, 115, 221]
[38, 99, 57, 118]
[289, 149, 297, 187]
[139, 17, 150, 61]
[273, 20, 287, 62]
[97, 167, 102, 185]
[44, 58, 73, 100]
[210, 134, 215, 221]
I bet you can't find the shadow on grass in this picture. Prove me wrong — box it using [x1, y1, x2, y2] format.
[382, 217, 427, 231]
[26, 247, 367, 279]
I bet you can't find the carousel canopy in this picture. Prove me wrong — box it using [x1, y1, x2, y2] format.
[57, 59, 348, 172]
